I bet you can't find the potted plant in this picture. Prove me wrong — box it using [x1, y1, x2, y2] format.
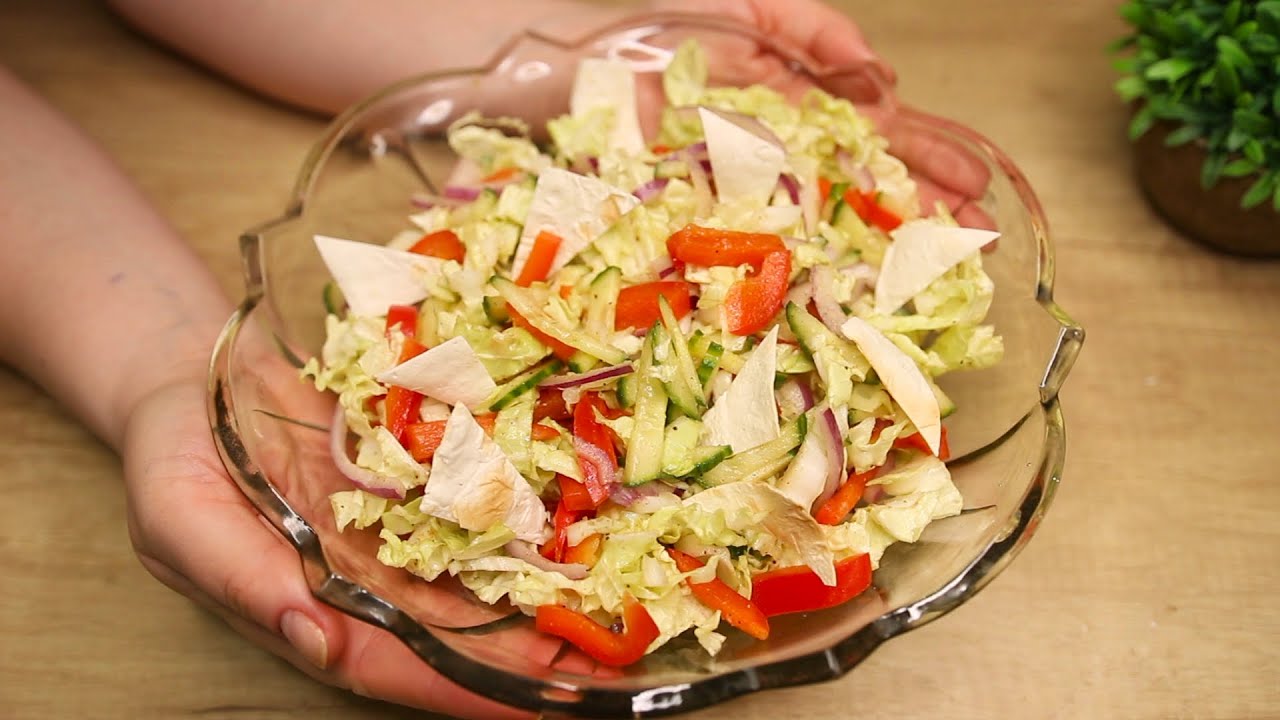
[1113, 0, 1280, 257]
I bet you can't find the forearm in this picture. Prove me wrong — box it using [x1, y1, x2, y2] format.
[106, 0, 632, 116]
[0, 67, 231, 451]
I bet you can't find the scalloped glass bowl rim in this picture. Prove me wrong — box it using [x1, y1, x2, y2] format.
[209, 12, 1082, 718]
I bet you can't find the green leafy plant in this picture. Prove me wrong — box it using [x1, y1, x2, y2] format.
[1113, 0, 1280, 210]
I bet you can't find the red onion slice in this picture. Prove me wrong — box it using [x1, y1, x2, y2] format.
[410, 193, 468, 209]
[503, 540, 589, 580]
[683, 141, 708, 160]
[775, 378, 815, 419]
[539, 363, 633, 390]
[685, 147, 714, 217]
[777, 173, 801, 205]
[810, 265, 849, 334]
[573, 438, 619, 489]
[836, 149, 876, 192]
[329, 404, 406, 499]
[443, 185, 483, 201]
[633, 177, 669, 203]
[608, 481, 661, 507]
[812, 407, 847, 510]
[776, 406, 844, 511]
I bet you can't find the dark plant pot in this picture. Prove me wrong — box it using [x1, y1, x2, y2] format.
[1133, 120, 1280, 258]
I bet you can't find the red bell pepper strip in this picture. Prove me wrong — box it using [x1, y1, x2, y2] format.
[535, 596, 660, 667]
[614, 281, 694, 330]
[409, 229, 465, 263]
[516, 230, 562, 287]
[384, 304, 419, 339]
[723, 250, 791, 335]
[405, 413, 556, 462]
[564, 533, 603, 567]
[573, 392, 618, 507]
[667, 548, 770, 640]
[894, 425, 951, 460]
[557, 473, 597, 513]
[541, 500, 581, 562]
[404, 420, 447, 462]
[508, 305, 578, 361]
[532, 421, 561, 442]
[534, 387, 572, 422]
[750, 553, 873, 617]
[384, 338, 428, 445]
[843, 188, 903, 233]
[666, 225, 786, 270]
[817, 176, 834, 202]
[482, 166, 520, 183]
[814, 468, 875, 526]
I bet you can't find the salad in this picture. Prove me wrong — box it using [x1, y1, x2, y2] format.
[303, 41, 1003, 666]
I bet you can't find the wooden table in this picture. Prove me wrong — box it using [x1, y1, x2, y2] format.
[2, 1, 1277, 718]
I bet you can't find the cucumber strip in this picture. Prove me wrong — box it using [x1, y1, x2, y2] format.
[785, 301, 867, 375]
[685, 445, 732, 477]
[623, 326, 669, 485]
[661, 417, 731, 478]
[651, 322, 702, 418]
[483, 358, 563, 411]
[695, 342, 723, 387]
[657, 295, 706, 414]
[654, 159, 689, 179]
[493, 277, 627, 364]
[718, 347, 746, 374]
[824, 181, 849, 222]
[776, 342, 816, 374]
[482, 294, 510, 324]
[689, 332, 728, 387]
[567, 351, 599, 374]
[616, 372, 637, 409]
[322, 281, 344, 316]
[699, 414, 808, 487]
[584, 266, 622, 339]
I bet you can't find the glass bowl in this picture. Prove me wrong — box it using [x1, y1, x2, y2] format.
[208, 13, 1083, 718]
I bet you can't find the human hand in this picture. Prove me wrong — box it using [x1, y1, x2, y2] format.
[646, 0, 992, 227]
[121, 373, 529, 719]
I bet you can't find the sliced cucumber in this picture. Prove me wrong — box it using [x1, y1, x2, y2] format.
[785, 301, 867, 373]
[684, 445, 733, 477]
[657, 295, 706, 416]
[651, 321, 703, 419]
[623, 326, 669, 486]
[482, 294, 510, 324]
[616, 372, 637, 409]
[483, 358, 563, 411]
[457, 187, 500, 224]
[694, 342, 723, 388]
[661, 417, 731, 478]
[824, 181, 849, 222]
[831, 198, 870, 238]
[654, 159, 689, 179]
[776, 342, 816, 374]
[584, 266, 622, 339]
[322, 281, 344, 316]
[492, 277, 627, 365]
[699, 414, 808, 487]
[567, 350, 599, 374]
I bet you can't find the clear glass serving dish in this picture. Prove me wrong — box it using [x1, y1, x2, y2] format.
[208, 13, 1083, 718]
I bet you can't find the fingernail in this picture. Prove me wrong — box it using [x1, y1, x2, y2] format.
[281, 610, 329, 670]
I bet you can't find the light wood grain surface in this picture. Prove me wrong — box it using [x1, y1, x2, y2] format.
[2, 1, 1278, 719]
